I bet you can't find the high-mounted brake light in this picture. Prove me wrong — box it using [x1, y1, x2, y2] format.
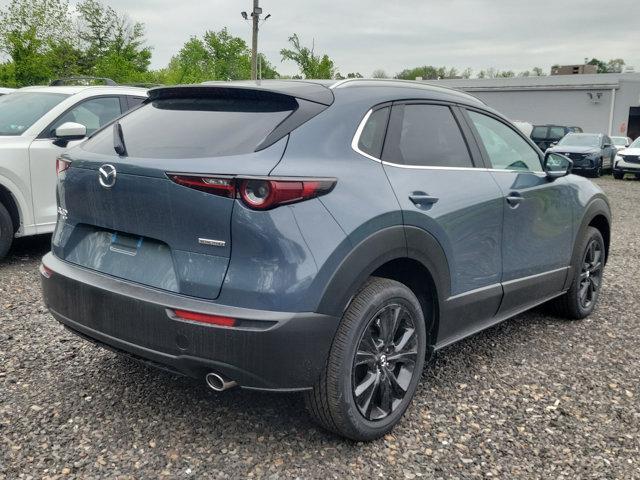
[173, 309, 236, 327]
[167, 174, 335, 210]
[56, 158, 71, 176]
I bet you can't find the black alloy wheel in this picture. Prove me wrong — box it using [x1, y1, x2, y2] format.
[352, 303, 418, 421]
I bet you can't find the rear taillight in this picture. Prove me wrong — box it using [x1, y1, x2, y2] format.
[168, 175, 335, 210]
[56, 158, 71, 176]
[40, 263, 54, 278]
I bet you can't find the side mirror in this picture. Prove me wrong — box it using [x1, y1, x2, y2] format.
[550, 141, 558, 147]
[544, 152, 572, 179]
[52, 122, 87, 147]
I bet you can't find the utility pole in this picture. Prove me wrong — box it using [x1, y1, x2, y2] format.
[251, 0, 259, 80]
[242, 2, 270, 81]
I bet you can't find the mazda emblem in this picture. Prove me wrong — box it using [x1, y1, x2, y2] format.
[98, 164, 117, 188]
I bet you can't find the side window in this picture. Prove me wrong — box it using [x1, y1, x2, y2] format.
[127, 96, 146, 110]
[603, 135, 611, 146]
[468, 111, 542, 172]
[357, 107, 389, 158]
[382, 104, 473, 168]
[548, 126, 566, 140]
[531, 126, 547, 139]
[50, 97, 122, 136]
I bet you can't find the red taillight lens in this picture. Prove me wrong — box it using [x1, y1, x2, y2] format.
[168, 174, 335, 210]
[173, 309, 236, 327]
[56, 158, 71, 176]
[40, 264, 54, 278]
[168, 175, 235, 197]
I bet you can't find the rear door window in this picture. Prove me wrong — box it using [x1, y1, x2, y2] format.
[382, 104, 473, 168]
[548, 126, 567, 140]
[83, 96, 296, 159]
[357, 107, 389, 158]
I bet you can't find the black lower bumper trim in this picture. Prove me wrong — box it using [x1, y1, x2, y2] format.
[42, 253, 340, 391]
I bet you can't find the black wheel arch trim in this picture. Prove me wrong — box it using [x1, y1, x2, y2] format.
[565, 196, 611, 290]
[316, 225, 451, 325]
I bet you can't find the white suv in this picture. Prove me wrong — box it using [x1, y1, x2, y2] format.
[0, 82, 147, 257]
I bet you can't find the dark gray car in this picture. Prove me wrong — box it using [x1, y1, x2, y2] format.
[41, 79, 611, 441]
[547, 132, 616, 177]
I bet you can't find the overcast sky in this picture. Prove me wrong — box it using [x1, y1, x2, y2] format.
[8, 0, 640, 76]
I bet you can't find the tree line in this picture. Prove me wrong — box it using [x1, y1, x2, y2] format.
[0, 0, 630, 87]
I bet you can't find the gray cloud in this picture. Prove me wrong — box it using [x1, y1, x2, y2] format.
[3, 0, 640, 76]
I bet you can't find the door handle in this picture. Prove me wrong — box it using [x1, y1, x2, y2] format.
[506, 192, 523, 208]
[409, 193, 439, 206]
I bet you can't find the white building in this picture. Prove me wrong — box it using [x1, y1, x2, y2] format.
[427, 73, 640, 139]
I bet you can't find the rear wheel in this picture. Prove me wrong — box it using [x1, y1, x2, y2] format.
[305, 277, 427, 441]
[548, 227, 605, 319]
[0, 202, 14, 260]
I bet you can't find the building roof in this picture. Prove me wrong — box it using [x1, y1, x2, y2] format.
[423, 73, 640, 92]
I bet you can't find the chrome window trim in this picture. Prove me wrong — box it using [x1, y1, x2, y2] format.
[351, 108, 545, 174]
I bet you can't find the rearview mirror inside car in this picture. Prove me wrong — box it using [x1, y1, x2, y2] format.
[544, 152, 572, 179]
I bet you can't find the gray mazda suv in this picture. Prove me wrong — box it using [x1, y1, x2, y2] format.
[41, 79, 611, 441]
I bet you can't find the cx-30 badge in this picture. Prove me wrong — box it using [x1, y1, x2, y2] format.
[98, 164, 117, 188]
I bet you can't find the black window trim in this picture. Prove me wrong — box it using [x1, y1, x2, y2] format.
[37, 94, 124, 139]
[460, 106, 545, 174]
[352, 100, 487, 171]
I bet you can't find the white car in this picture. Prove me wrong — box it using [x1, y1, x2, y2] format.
[613, 136, 640, 180]
[0, 83, 147, 257]
[611, 136, 632, 151]
[0, 87, 15, 96]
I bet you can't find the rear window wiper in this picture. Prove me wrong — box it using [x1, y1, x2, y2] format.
[113, 121, 128, 157]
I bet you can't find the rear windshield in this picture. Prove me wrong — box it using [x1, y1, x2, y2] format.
[531, 126, 547, 139]
[0, 92, 69, 136]
[82, 96, 297, 158]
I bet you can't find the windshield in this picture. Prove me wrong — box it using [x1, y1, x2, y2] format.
[611, 137, 627, 146]
[558, 134, 600, 148]
[0, 92, 69, 136]
[630, 137, 640, 148]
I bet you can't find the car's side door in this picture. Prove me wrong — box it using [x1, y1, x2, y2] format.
[462, 108, 574, 316]
[28, 96, 124, 229]
[376, 102, 505, 344]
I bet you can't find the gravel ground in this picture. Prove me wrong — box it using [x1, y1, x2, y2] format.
[1, 177, 639, 479]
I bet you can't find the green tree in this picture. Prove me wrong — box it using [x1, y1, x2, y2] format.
[606, 58, 625, 73]
[76, 0, 151, 82]
[587, 58, 608, 73]
[280, 34, 335, 79]
[0, 0, 73, 85]
[532, 67, 545, 76]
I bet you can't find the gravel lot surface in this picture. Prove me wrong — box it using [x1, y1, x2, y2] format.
[1, 177, 639, 479]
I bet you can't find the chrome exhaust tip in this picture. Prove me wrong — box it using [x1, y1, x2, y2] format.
[205, 372, 237, 392]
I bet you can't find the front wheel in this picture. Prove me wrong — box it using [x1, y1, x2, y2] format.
[548, 226, 605, 319]
[0, 202, 14, 260]
[613, 170, 624, 180]
[305, 277, 427, 441]
[592, 160, 603, 178]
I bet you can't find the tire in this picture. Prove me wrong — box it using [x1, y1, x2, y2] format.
[592, 160, 603, 178]
[548, 226, 605, 320]
[305, 277, 427, 441]
[0, 202, 14, 260]
[613, 170, 624, 180]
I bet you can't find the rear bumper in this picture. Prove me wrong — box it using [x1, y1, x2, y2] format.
[41, 253, 340, 391]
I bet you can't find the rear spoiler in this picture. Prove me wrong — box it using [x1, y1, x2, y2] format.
[148, 81, 335, 106]
[147, 82, 335, 151]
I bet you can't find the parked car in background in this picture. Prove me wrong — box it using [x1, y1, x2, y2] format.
[611, 136, 632, 151]
[0, 87, 15, 96]
[613, 136, 640, 179]
[547, 133, 616, 177]
[41, 79, 611, 441]
[0, 78, 147, 258]
[530, 124, 583, 151]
